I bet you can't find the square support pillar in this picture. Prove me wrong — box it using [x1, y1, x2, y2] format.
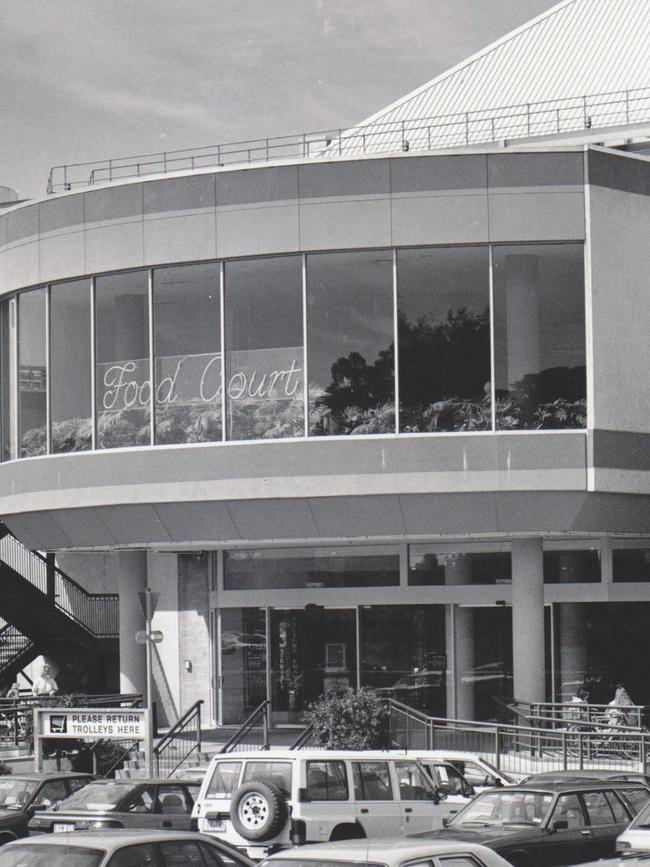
[511, 538, 546, 705]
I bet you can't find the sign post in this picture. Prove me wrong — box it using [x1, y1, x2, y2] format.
[136, 588, 162, 778]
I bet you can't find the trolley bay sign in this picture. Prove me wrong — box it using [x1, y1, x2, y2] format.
[33, 706, 151, 773]
[40, 708, 147, 739]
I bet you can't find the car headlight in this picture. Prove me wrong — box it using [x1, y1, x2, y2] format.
[617, 841, 632, 849]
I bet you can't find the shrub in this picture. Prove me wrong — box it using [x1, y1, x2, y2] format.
[302, 688, 389, 749]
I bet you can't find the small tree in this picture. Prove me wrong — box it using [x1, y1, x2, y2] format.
[303, 688, 390, 750]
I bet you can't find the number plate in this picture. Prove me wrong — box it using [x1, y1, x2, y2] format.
[207, 818, 226, 831]
[53, 823, 75, 833]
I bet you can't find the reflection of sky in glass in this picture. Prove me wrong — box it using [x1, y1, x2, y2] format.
[50, 280, 91, 425]
[307, 251, 394, 386]
[226, 256, 302, 351]
[154, 263, 220, 357]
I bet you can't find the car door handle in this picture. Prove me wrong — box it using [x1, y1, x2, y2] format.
[580, 830, 591, 836]
[360, 808, 369, 814]
[405, 808, 413, 813]
[163, 820, 172, 828]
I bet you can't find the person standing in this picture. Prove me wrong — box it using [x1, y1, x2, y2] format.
[31, 665, 58, 698]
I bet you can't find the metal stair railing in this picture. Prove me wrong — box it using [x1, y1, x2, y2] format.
[219, 699, 271, 754]
[0, 532, 118, 639]
[153, 700, 203, 777]
[46, 84, 650, 193]
[386, 698, 649, 777]
[290, 722, 315, 749]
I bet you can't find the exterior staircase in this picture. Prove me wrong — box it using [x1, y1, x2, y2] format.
[0, 527, 118, 687]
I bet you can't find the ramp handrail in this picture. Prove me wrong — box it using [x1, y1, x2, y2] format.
[153, 699, 203, 777]
[220, 699, 270, 753]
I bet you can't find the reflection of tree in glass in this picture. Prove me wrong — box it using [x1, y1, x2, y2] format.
[399, 307, 490, 432]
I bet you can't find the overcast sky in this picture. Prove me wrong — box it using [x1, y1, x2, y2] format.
[3, 0, 559, 200]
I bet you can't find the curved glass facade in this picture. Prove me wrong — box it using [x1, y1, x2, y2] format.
[0, 242, 586, 460]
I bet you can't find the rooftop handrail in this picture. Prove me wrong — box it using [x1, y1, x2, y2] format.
[46, 84, 650, 194]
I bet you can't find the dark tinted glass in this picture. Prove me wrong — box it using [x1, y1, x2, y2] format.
[224, 546, 399, 590]
[18, 289, 47, 456]
[0, 845, 103, 867]
[544, 549, 601, 583]
[613, 549, 650, 582]
[397, 246, 490, 431]
[95, 271, 150, 449]
[50, 280, 92, 452]
[0, 299, 15, 461]
[225, 256, 303, 440]
[408, 547, 511, 585]
[153, 263, 221, 444]
[493, 243, 586, 429]
[307, 250, 394, 436]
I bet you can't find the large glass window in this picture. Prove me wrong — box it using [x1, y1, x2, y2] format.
[397, 246, 490, 432]
[613, 547, 650, 582]
[153, 263, 221, 444]
[307, 251, 394, 436]
[554, 602, 650, 709]
[95, 271, 150, 449]
[360, 606, 446, 717]
[493, 243, 586, 429]
[224, 546, 399, 590]
[50, 280, 92, 452]
[224, 256, 303, 441]
[18, 289, 47, 457]
[0, 299, 16, 462]
[220, 608, 267, 726]
[270, 608, 357, 725]
[543, 548, 600, 583]
[408, 547, 511, 585]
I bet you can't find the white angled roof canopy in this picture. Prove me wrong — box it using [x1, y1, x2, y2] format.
[333, 0, 650, 155]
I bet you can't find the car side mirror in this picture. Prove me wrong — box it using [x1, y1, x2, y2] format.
[28, 803, 47, 815]
[552, 819, 568, 831]
[465, 784, 476, 797]
[486, 776, 502, 788]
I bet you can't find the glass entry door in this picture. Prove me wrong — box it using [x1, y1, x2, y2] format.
[270, 608, 357, 724]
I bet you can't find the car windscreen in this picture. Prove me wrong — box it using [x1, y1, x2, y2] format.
[55, 782, 136, 812]
[453, 790, 553, 826]
[0, 778, 38, 810]
[0, 845, 105, 867]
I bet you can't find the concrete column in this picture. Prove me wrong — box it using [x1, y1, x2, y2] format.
[117, 551, 147, 696]
[445, 554, 475, 720]
[504, 254, 540, 385]
[511, 538, 545, 704]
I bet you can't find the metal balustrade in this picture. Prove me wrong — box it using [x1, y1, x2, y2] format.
[154, 700, 203, 777]
[0, 531, 118, 639]
[46, 85, 650, 194]
[387, 699, 650, 777]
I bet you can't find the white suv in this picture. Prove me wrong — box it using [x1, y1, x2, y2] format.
[192, 749, 454, 859]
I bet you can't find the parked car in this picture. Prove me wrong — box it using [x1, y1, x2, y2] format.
[192, 749, 453, 859]
[0, 829, 254, 867]
[617, 797, 650, 852]
[524, 771, 650, 787]
[28, 778, 200, 834]
[260, 838, 514, 867]
[418, 781, 650, 867]
[0, 772, 94, 845]
[408, 750, 522, 791]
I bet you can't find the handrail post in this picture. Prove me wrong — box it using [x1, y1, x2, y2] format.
[562, 731, 567, 769]
[45, 553, 56, 602]
[583, 95, 588, 128]
[263, 700, 269, 749]
[109, 159, 113, 183]
[495, 726, 501, 768]
[401, 120, 405, 151]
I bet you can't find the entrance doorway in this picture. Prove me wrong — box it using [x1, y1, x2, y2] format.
[270, 607, 357, 724]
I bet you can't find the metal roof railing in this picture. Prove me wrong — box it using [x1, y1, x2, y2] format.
[46, 85, 650, 194]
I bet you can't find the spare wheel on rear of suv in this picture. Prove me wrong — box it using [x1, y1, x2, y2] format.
[231, 779, 288, 841]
